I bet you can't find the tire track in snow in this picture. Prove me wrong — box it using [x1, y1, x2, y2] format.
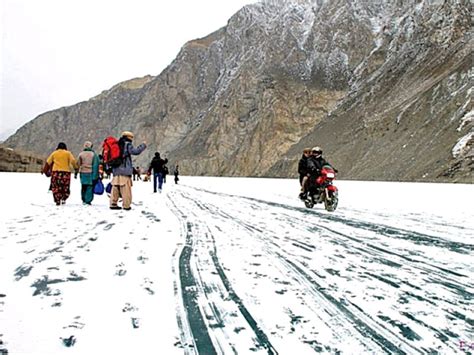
[179, 191, 423, 354]
[171, 190, 404, 353]
[187, 185, 473, 254]
[168, 195, 277, 354]
[179, 221, 218, 355]
[211, 193, 471, 353]
[171, 185, 471, 354]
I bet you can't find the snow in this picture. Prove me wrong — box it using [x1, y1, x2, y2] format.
[457, 109, 473, 131]
[1, 173, 473, 354]
[452, 131, 473, 158]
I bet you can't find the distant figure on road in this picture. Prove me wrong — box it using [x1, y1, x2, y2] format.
[147, 152, 168, 193]
[174, 164, 179, 184]
[110, 131, 146, 210]
[45, 142, 79, 206]
[163, 164, 169, 183]
[77, 141, 100, 205]
[133, 166, 141, 181]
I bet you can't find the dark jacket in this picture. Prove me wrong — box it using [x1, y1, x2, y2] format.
[149, 155, 168, 174]
[112, 138, 146, 176]
[298, 155, 309, 176]
[307, 155, 329, 175]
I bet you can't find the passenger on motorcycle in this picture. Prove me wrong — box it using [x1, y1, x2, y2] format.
[301, 147, 337, 198]
[298, 148, 312, 199]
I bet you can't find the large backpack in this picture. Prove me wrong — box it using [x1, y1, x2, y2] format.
[102, 136, 123, 168]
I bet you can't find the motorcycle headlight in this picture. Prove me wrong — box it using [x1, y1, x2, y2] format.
[326, 172, 335, 178]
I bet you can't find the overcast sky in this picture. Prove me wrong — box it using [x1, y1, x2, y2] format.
[0, 0, 259, 140]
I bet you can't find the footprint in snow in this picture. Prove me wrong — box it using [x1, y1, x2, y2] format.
[122, 303, 140, 329]
[115, 263, 127, 276]
[103, 223, 115, 231]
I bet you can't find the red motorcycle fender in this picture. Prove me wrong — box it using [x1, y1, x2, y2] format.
[327, 185, 338, 193]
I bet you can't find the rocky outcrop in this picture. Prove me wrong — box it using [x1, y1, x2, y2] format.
[4, 0, 472, 182]
[0, 146, 44, 172]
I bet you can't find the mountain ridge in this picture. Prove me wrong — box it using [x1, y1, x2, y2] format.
[4, 0, 472, 182]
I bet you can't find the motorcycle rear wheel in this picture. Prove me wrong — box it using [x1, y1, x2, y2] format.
[304, 198, 314, 208]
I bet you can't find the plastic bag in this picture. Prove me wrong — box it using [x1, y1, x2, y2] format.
[93, 179, 105, 195]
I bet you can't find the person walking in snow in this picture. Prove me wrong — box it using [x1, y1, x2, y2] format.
[77, 141, 100, 205]
[110, 131, 147, 210]
[174, 164, 179, 184]
[134, 166, 142, 181]
[147, 152, 168, 193]
[163, 164, 169, 183]
[45, 142, 79, 206]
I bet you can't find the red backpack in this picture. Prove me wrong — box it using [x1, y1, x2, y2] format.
[102, 136, 123, 168]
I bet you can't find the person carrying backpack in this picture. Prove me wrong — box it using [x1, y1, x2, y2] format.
[109, 131, 146, 210]
[77, 141, 100, 205]
[147, 152, 168, 193]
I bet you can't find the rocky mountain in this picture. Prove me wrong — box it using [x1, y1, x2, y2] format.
[4, 0, 472, 182]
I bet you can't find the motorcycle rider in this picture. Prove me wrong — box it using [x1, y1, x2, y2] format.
[305, 147, 337, 194]
[307, 147, 328, 175]
[298, 148, 312, 199]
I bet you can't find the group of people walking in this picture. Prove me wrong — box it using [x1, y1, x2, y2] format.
[44, 132, 332, 209]
[43, 131, 180, 209]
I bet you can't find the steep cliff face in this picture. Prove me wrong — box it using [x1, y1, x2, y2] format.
[4, 0, 472, 181]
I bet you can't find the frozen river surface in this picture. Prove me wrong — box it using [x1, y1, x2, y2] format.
[1, 173, 473, 354]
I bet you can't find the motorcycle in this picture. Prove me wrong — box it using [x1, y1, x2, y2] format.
[303, 165, 339, 212]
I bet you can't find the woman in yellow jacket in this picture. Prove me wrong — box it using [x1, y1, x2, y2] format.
[46, 142, 79, 205]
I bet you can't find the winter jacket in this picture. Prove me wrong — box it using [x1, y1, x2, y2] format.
[47, 149, 79, 172]
[77, 148, 100, 184]
[298, 155, 309, 176]
[112, 138, 146, 176]
[148, 156, 168, 174]
[77, 148, 99, 176]
[306, 156, 329, 175]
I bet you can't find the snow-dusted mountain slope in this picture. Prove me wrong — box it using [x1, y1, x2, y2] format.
[1, 173, 473, 354]
[5, 0, 472, 182]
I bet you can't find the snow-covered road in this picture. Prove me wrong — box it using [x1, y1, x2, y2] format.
[1, 173, 473, 354]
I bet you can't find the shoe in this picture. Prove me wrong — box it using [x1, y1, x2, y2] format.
[123, 207, 131, 211]
[299, 192, 306, 200]
[61, 200, 66, 205]
[110, 205, 122, 210]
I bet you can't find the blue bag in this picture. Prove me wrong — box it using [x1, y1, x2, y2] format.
[105, 182, 112, 194]
[93, 179, 105, 195]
